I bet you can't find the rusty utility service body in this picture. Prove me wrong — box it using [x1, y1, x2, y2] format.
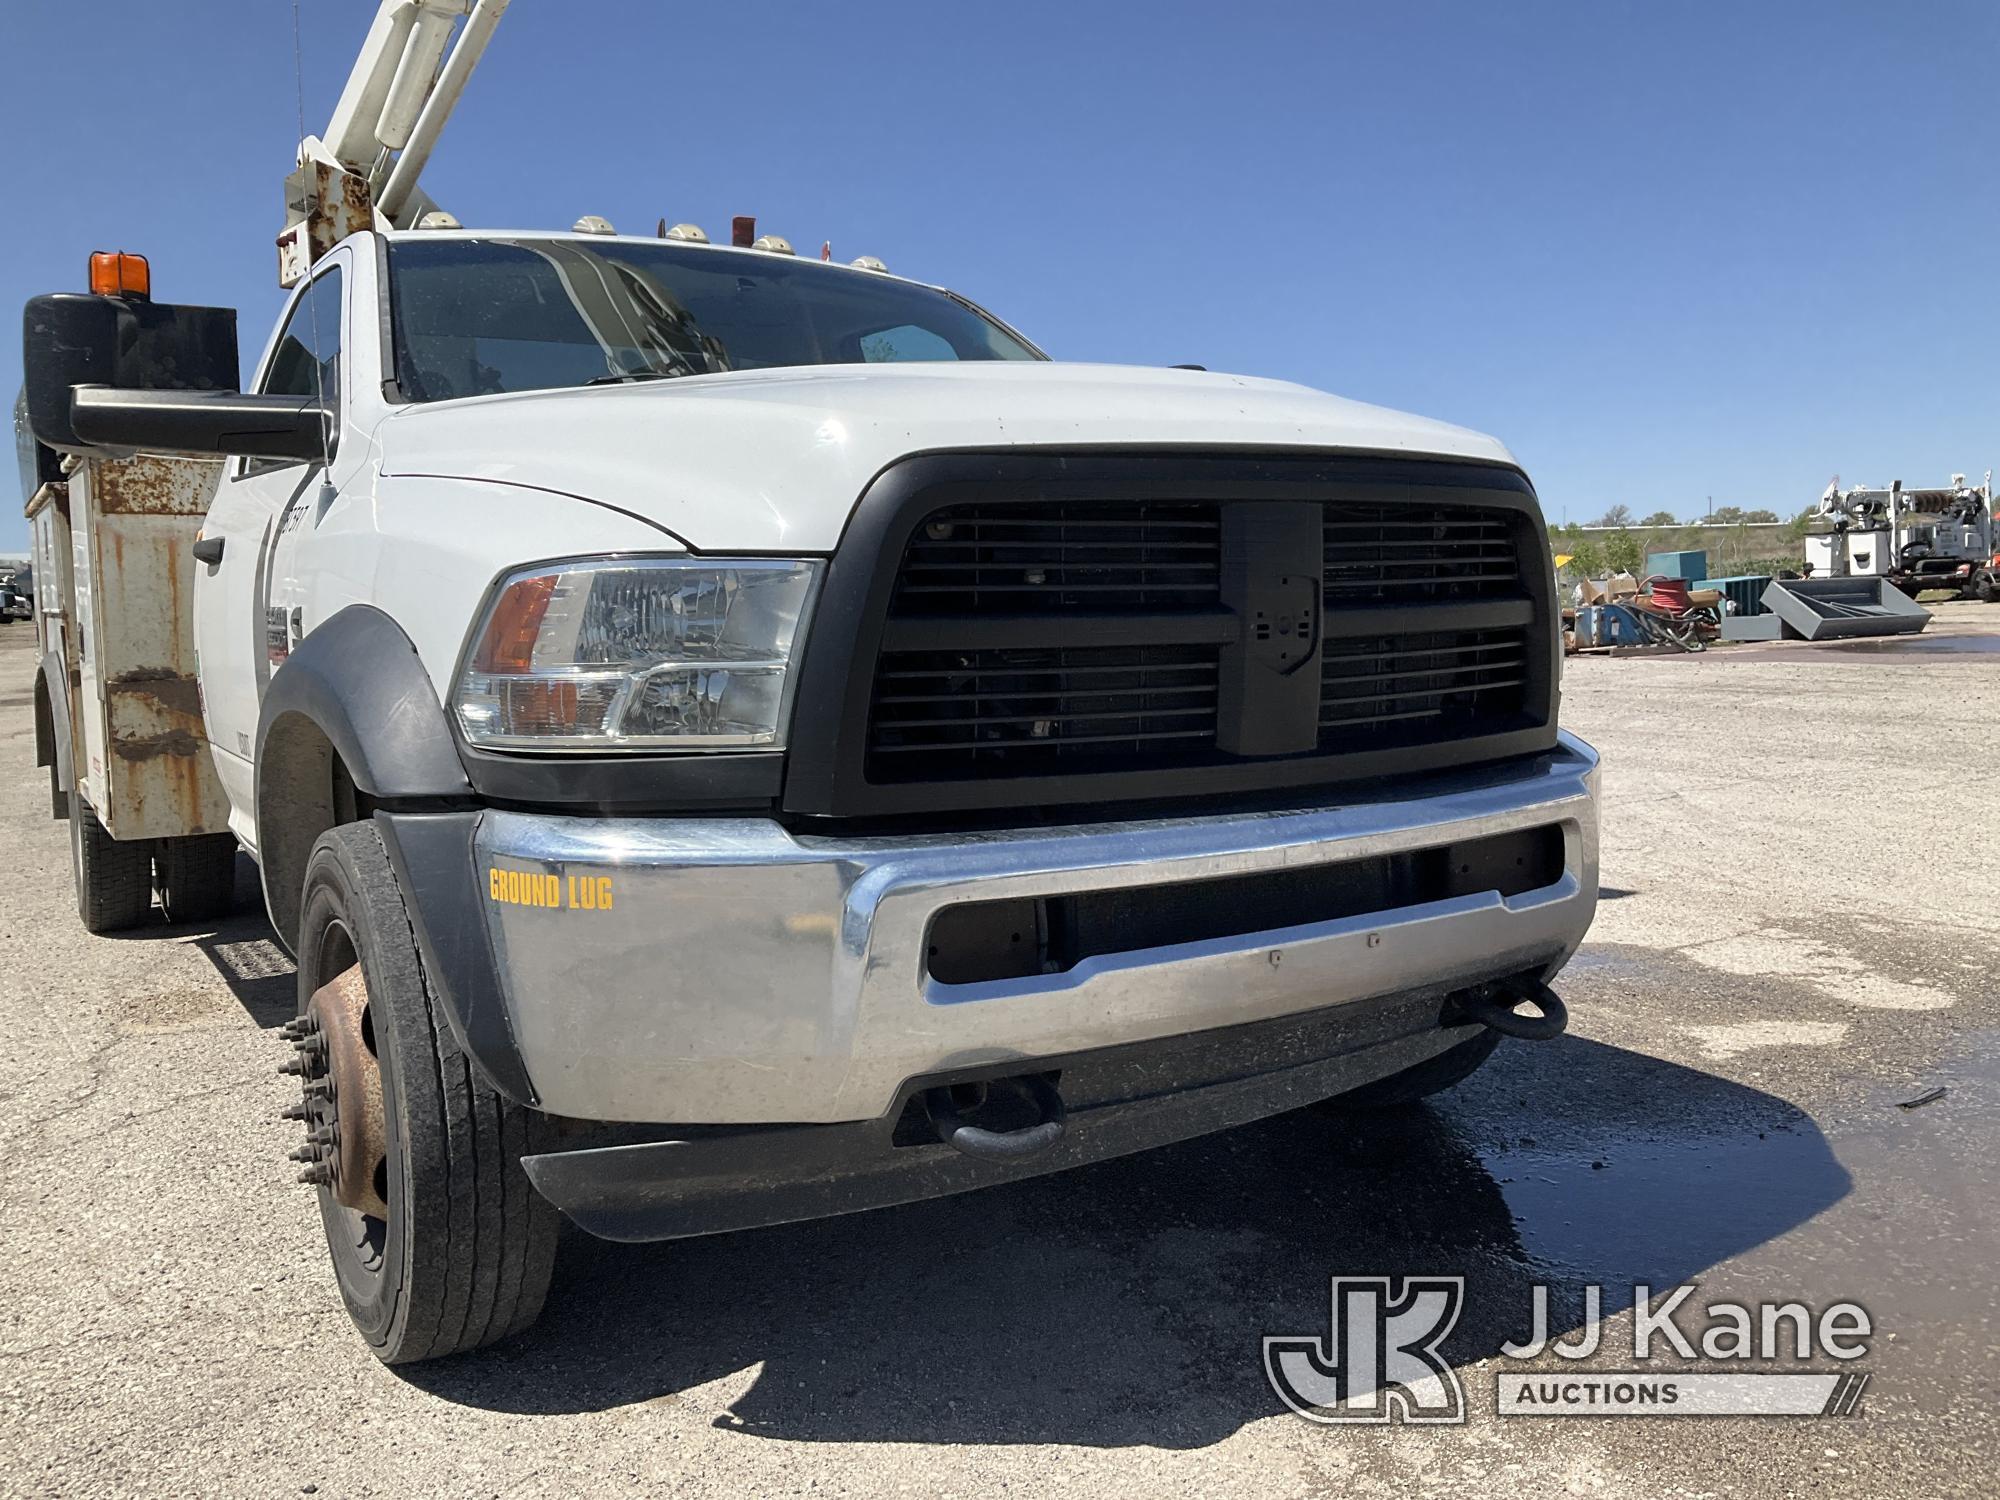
[18, 0, 1599, 1363]
[19, 308, 240, 934]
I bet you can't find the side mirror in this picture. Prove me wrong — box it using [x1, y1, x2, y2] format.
[22, 291, 241, 454]
[69, 388, 330, 461]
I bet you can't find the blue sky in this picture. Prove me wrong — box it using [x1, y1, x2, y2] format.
[4, 0, 1994, 556]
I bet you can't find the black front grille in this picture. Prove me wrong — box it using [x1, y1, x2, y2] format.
[890, 501, 1221, 615]
[1323, 504, 1522, 602]
[869, 643, 1220, 776]
[783, 453, 1558, 820]
[866, 500, 1538, 785]
[1319, 629, 1531, 749]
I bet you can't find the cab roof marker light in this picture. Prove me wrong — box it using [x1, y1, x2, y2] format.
[88, 251, 150, 299]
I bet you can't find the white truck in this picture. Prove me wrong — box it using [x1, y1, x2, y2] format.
[1805, 474, 1998, 600]
[19, 0, 1599, 1364]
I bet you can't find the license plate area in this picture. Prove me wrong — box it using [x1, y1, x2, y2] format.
[924, 823, 1564, 985]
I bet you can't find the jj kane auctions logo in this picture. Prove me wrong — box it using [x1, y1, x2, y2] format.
[1265, 1278, 1873, 1422]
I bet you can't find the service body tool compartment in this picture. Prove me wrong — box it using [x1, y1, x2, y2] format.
[63, 454, 231, 840]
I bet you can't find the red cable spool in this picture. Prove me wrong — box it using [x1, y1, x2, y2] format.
[1647, 575, 1693, 613]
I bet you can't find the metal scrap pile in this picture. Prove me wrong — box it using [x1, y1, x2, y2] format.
[1562, 572, 1723, 654]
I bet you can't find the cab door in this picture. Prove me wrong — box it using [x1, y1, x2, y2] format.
[193, 260, 347, 848]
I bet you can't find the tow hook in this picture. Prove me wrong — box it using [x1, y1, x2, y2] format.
[1450, 976, 1569, 1041]
[924, 1073, 1068, 1162]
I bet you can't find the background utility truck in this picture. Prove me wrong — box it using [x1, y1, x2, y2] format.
[20, 0, 1599, 1364]
[1806, 474, 1998, 599]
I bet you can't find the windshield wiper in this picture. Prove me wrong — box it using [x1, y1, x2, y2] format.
[584, 369, 681, 386]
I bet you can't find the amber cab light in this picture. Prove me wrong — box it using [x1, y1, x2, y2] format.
[88, 251, 151, 300]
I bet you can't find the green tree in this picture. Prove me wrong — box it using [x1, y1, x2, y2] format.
[1640, 509, 1678, 526]
[1568, 537, 1609, 577]
[1605, 528, 1643, 575]
[1742, 509, 1779, 523]
[1594, 503, 1634, 528]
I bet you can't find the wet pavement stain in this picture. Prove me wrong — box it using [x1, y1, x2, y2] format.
[1487, 1127, 1847, 1287]
[1822, 633, 2000, 656]
[1717, 630, 2000, 662]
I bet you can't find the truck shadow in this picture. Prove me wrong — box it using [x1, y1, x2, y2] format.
[402, 1035, 1849, 1447]
[98, 855, 299, 1027]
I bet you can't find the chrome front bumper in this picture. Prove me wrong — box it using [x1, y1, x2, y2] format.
[474, 732, 1600, 1124]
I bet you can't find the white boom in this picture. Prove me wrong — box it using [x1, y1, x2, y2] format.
[277, 0, 508, 287]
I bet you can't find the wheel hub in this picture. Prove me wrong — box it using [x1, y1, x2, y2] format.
[279, 964, 387, 1219]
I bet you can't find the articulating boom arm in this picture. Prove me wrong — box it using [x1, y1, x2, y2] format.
[278, 0, 507, 286]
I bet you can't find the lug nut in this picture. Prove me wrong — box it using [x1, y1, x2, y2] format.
[287, 1145, 318, 1163]
[279, 1101, 310, 1122]
[297, 1164, 332, 1186]
[308, 1125, 335, 1148]
[277, 1058, 305, 1076]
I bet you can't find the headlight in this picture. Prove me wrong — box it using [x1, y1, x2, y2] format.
[454, 557, 822, 751]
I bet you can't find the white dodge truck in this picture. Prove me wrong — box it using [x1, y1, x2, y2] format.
[19, 4, 1597, 1366]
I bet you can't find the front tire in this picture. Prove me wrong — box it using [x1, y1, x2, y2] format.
[291, 821, 559, 1363]
[68, 790, 152, 934]
[1317, 1030, 1502, 1112]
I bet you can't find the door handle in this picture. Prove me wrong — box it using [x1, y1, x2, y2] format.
[192, 536, 225, 565]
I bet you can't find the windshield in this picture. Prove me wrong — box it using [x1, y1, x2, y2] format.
[387, 237, 1041, 403]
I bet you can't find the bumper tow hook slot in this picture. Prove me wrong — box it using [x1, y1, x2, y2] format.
[1455, 978, 1569, 1042]
[925, 1074, 1067, 1162]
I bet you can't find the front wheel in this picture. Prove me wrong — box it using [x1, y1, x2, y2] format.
[1316, 1030, 1502, 1112]
[284, 821, 559, 1363]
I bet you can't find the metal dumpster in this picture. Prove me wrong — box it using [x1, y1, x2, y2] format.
[1759, 577, 1930, 641]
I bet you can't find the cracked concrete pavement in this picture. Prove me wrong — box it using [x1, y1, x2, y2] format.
[0, 607, 1995, 1497]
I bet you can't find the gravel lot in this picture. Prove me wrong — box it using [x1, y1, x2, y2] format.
[1, 607, 1995, 1498]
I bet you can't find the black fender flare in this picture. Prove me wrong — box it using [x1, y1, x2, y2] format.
[36, 650, 73, 819]
[36, 650, 71, 785]
[255, 604, 471, 943]
[255, 604, 473, 809]
[255, 606, 538, 1105]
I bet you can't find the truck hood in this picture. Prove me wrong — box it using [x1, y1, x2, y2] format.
[375, 361, 1519, 551]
